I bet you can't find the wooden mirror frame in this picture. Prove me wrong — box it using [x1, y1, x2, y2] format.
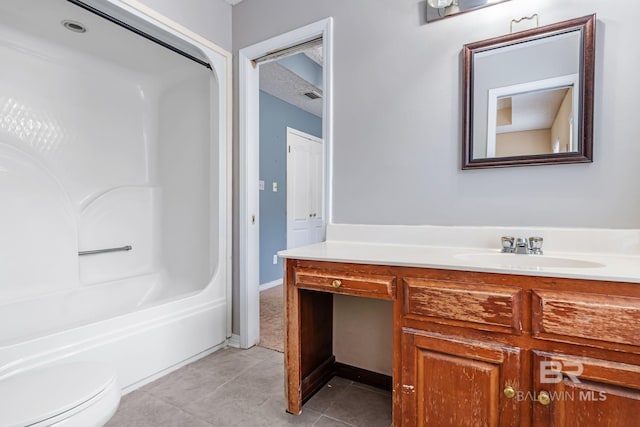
[462, 14, 596, 169]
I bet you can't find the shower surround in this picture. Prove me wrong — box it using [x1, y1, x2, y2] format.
[0, 0, 230, 391]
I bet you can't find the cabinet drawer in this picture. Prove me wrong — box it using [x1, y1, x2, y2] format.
[403, 278, 523, 333]
[293, 268, 396, 300]
[532, 290, 640, 347]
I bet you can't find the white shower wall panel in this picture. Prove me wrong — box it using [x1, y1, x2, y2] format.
[157, 74, 215, 294]
[0, 0, 224, 318]
[0, 144, 78, 303]
[79, 186, 162, 285]
[1, 31, 157, 300]
[0, 25, 151, 210]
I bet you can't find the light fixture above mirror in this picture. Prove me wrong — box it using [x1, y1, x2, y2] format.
[427, 0, 453, 8]
[426, 0, 512, 23]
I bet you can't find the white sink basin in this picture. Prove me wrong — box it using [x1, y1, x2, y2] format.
[455, 253, 605, 269]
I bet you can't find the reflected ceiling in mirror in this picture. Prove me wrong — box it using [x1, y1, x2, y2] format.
[489, 76, 578, 158]
[462, 15, 595, 169]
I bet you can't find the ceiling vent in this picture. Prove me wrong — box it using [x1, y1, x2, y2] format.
[304, 91, 322, 100]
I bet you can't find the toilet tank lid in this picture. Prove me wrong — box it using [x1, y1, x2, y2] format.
[0, 361, 118, 427]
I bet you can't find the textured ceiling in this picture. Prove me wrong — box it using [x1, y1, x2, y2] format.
[304, 46, 323, 66]
[260, 61, 323, 117]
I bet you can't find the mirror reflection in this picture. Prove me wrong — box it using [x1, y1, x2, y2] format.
[489, 79, 578, 158]
[462, 15, 595, 169]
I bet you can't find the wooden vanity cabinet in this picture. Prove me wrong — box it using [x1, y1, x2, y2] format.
[529, 289, 640, 427]
[284, 259, 640, 426]
[397, 271, 529, 427]
[400, 329, 523, 426]
[531, 351, 640, 427]
[284, 260, 398, 415]
[398, 270, 640, 427]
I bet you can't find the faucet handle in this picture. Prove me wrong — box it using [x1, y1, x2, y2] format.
[528, 236, 544, 255]
[501, 236, 515, 253]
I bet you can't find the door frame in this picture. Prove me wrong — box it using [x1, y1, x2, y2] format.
[238, 18, 334, 348]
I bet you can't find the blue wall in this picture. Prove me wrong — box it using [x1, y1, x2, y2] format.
[278, 53, 323, 90]
[260, 91, 322, 284]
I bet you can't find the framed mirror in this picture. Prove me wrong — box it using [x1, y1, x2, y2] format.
[462, 15, 595, 169]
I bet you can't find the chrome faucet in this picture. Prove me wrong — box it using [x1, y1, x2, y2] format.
[501, 236, 543, 255]
[515, 237, 528, 254]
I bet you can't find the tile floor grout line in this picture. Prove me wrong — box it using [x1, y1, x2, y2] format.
[320, 382, 393, 427]
[349, 381, 393, 397]
[257, 344, 283, 354]
[184, 351, 264, 388]
[135, 390, 217, 427]
[314, 381, 356, 418]
[145, 352, 269, 424]
[314, 413, 358, 426]
[108, 348, 392, 427]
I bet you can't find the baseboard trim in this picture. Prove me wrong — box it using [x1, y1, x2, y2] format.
[259, 278, 283, 292]
[301, 355, 336, 403]
[334, 362, 393, 392]
[122, 341, 227, 394]
[227, 334, 241, 348]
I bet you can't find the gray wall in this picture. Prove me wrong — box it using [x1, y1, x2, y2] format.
[259, 91, 322, 285]
[232, 0, 640, 338]
[136, 0, 640, 337]
[137, 0, 232, 51]
[233, 0, 640, 229]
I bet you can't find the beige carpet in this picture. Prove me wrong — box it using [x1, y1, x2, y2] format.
[259, 284, 284, 353]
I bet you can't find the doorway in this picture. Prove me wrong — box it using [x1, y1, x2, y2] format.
[238, 18, 334, 349]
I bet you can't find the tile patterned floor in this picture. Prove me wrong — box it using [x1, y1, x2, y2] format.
[106, 346, 392, 427]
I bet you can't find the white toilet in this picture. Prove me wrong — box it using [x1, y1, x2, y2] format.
[0, 361, 120, 427]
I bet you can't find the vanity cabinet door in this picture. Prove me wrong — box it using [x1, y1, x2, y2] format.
[400, 328, 523, 427]
[532, 352, 640, 427]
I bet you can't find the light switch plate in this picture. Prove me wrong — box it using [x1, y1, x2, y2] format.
[272, 182, 278, 192]
[259, 180, 264, 190]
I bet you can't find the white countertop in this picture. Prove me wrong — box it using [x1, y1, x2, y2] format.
[278, 224, 640, 283]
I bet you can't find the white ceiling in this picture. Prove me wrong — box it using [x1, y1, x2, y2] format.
[0, 0, 205, 77]
[497, 88, 569, 134]
[223, 0, 243, 5]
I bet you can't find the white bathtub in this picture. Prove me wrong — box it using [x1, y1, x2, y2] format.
[0, 0, 230, 391]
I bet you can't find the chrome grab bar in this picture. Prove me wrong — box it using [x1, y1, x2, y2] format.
[78, 245, 132, 256]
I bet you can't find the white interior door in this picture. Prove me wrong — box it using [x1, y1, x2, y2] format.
[309, 139, 324, 242]
[286, 128, 324, 249]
